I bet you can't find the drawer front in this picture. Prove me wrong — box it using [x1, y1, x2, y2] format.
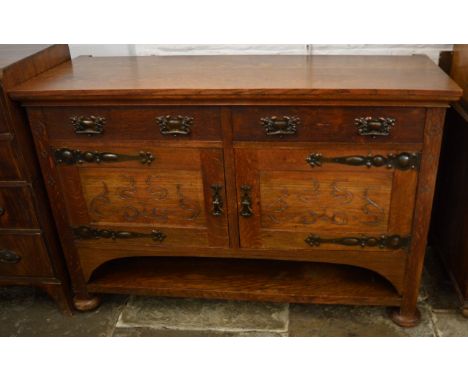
[235, 146, 419, 250]
[0, 141, 21, 180]
[232, 107, 425, 143]
[38, 106, 222, 141]
[0, 186, 39, 229]
[0, 233, 54, 277]
[52, 143, 229, 249]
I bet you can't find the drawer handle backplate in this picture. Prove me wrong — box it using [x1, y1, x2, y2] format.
[156, 115, 193, 136]
[240, 185, 253, 217]
[260, 116, 300, 137]
[306, 152, 420, 171]
[54, 148, 154, 166]
[355, 117, 395, 138]
[73, 226, 166, 242]
[305, 234, 410, 250]
[211, 184, 224, 216]
[70, 115, 106, 136]
[0, 249, 21, 264]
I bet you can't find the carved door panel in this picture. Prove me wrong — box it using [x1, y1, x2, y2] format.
[54, 145, 229, 248]
[235, 147, 419, 250]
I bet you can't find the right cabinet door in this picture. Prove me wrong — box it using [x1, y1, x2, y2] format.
[235, 146, 419, 251]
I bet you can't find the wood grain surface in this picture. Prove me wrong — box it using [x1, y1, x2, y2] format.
[10, 55, 461, 103]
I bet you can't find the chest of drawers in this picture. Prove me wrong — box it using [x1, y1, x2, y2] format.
[10, 54, 461, 326]
[0, 45, 72, 313]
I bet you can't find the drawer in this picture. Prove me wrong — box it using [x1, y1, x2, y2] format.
[37, 106, 222, 141]
[0, 232, 53, 277]
[0, 141, 21, 180]
[0, 185, 39, 229]
[232, 107, 426, 143]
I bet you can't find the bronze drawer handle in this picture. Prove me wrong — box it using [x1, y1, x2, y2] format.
[70, 115, 106, 136]
[0, 249, 21, 264]
[211, 184, 224, 216]
[54, 148, 155, 166]
[260, 116, 300, 137]
[73, 226, 166, 242]
[305, 234, 410, 249]
[306, 152, 420, 171]
[355, 117, 395, 138]
[156, 115, 193, 136]
[240, 185, 253, 217]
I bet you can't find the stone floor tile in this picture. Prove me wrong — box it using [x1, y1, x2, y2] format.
[116, 296, 289, 335]
[113, 327, 285, 337]
[288, 303, 435, 337]
[0, 287, 127, 337]
[431, 311, 468, 336]
[422, 247, 460, 310]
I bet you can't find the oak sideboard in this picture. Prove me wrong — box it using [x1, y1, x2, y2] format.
[9, 54, 461, 326]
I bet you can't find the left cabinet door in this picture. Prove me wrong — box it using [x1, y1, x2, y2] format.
[52, 144, 229, 249]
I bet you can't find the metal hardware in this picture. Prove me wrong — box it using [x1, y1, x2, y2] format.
[156, 115, 193, 136]
[240, 185, 253, 217]
[211, 184, 223, 216]
[73, 226, 166, 242]
[0, 249, 21, 264]
[0, 207, 4, 216]
[306, 152, 420, 171]
[305, 234, 410, 249]
[355, 117, 395, 138]
[260, 116, 300, 137]
[54, 148, 154, 165]
[70, 116, 106, 136]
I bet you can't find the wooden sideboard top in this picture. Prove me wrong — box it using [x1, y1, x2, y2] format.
[9, 54, 461, 104]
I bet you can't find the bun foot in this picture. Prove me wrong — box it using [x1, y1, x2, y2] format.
[73, 295, 101, 312]
[461, 307, 468, 318]
[389, 307, 421, 328]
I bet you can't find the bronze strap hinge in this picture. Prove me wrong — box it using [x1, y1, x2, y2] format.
[306, 152, 421, 171]
[73, 226, 166, 242]
[54, 148, 154, 165]
[305, 234, 411, 250]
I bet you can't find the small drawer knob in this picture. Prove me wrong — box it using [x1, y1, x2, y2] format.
[0, 249, 21, 264]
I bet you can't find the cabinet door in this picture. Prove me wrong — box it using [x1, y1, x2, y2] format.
[54, 144, 229, 248]
[235, 147, 419, 251]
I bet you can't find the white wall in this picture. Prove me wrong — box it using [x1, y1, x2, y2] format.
[69, 44, 453, 63]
